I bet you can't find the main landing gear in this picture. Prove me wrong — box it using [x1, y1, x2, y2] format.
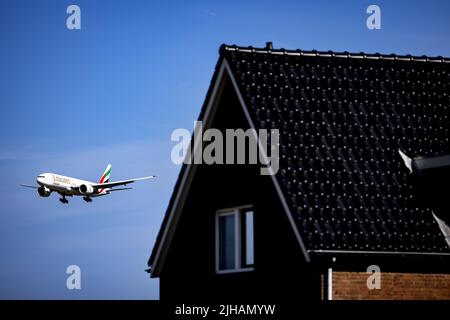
[83, 196, 92, 203]
[59, 195, 69, 204]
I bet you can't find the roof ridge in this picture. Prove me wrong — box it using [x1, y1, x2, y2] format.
[220, 44, 450, 63]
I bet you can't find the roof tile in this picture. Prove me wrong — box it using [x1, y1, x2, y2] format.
[223, 44, 450, 254]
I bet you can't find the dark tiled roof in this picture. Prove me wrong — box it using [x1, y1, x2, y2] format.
[222, 44, 450, 254]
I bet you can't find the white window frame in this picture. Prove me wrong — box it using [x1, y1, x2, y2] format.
[215, 205, 254, 274]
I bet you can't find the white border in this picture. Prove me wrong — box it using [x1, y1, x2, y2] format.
[150, 61, 228, 277]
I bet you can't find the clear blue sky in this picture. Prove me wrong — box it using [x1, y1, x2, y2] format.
[0, 0, 449, 299]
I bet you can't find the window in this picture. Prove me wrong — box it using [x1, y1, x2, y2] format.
[215, 206, 254, 273]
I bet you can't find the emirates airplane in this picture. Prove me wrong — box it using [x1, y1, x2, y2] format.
[21, 164, 156, 203]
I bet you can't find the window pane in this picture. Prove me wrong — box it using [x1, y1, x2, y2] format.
[245, 210, 254, 266]
[218, 214, 235, 270]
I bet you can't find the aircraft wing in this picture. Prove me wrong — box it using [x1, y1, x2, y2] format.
[20, 184, 39, 189]
[108, 187, 133, 192]
[92, 176, 156, 190]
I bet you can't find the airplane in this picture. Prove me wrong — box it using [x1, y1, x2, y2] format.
[20, 164, 156, 204]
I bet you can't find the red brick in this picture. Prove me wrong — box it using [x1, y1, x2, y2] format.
[332, 272, 450, 300]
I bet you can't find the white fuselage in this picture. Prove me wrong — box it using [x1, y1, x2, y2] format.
[37, 173, 109, 197]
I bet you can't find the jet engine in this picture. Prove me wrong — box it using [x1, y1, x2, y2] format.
[37, 186, 51, 197]
[79, 184, 94, 195]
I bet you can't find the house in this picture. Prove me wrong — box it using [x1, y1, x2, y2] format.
[148, 43, 450, 300]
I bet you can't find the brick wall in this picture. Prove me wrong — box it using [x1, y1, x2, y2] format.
[332, 272, 450, 300]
